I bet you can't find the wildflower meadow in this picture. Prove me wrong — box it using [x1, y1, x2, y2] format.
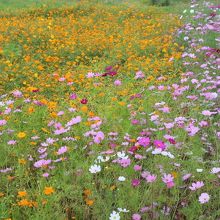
[0, 0, 219, 219]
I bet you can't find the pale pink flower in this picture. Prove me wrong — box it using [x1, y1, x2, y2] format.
[0, 119, 7, 126]
[94, 131, 105, 144]
[132, 213, 141, 220]
[57, 146, 68, 155]
[189, 181, 204, 191]
[145, 174, 157, 183]
[199, 193, 210, 204]
[134, 165, 142, 171]
[135, 71, 145, 79]
[114, 80, 122, 86]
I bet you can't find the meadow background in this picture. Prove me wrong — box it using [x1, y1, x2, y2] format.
[0, 0, 219, 219]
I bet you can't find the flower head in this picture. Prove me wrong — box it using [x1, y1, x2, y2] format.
[89, 164, 101, 174]
[154, 140, 166, 150]
[199, 193, 210, 204]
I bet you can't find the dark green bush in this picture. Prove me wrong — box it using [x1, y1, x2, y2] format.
[151, 0, 170, 6]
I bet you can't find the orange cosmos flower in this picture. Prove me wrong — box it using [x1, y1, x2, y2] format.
[44, 187, 55, 195]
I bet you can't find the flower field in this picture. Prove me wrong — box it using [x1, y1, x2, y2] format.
[0, 0, 219, 219]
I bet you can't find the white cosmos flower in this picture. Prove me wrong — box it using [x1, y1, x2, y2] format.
[89, 164, 101, 174]
[109, 211, 120, 220]
[117, 151, 128, 159]
[118, 176, 126, 182]
[152, 148, 162, 155]
[117, 208, 129, 213]
[95, 156, 110, 163]
[196, 169, 203, 173]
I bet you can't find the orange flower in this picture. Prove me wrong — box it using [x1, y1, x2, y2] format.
[18, 199, 30, 207]
[171, 171, 178, 178]
[18, 191, 27, 198]
[28, 107, 35, 113]
[83, 189, 91, 196]
[81, 106, 88, 112]
[17, 132, 26, 138]
[110, 185, 116, 191]
[85, 199, 94, 206]
[18, 159, 27, 165]
[44, 187, 54, 195]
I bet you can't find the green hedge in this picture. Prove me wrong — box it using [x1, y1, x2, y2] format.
[151, 0, 170, 6]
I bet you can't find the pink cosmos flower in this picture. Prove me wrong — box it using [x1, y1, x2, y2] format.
[150, 114, 159, 121]
[145, 174, 157, 183]
[57, 146, 68, 155]
[182, 173, 192, 181]
[134, 154, 144, 160]
[0, 119, 7, 126]
[58, 77, 65, 82]
[114, 80, 122, 86]
[70, 93, 77, 100]
[131, 119, 140, 125]
[162, 174, 174, 188]
[141, 171, 150, 179]
[138, 137, 150, 147]
[132, 213, 141, 220]
[154, 140, 166, 150]
[202, 92, 218, 100]
[128, 146, 138, 153]
[119, 158, 131, 168]
[202, 110, 217, 116]
[42, 173, 49, 178]
[7, 140, 16, 145]
[86, 72, 95, 78]
[189, 181, 204, 191]
[57, 111, 64, 116]
[93, 131, 105, 144]
[166, 181, 175, 188]
[132, 179, 141, 187]
[162, 174, 173, 183]
[159, 107, 170, 113]
[12, 90, 22, 98]
[185, 124, 200, 136]
[199, 193, 210, 204]
[46, 138, 57, 145]
[134, 165, 142, 171]
[66, 116, 82, 127]
[164, 122, 174, 129]
[34, 159, 51, 168]
[135, 71, 145, 79]
[199, 121, 208, 127]
[54, 127, 69, 135]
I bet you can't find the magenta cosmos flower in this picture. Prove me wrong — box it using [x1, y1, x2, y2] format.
[138, 137, 150, 147]
[132, 179, 141, 187]
[81, 98, 88, 104]
[154, 140, 166, 150]
[70, 93, 77, 100]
